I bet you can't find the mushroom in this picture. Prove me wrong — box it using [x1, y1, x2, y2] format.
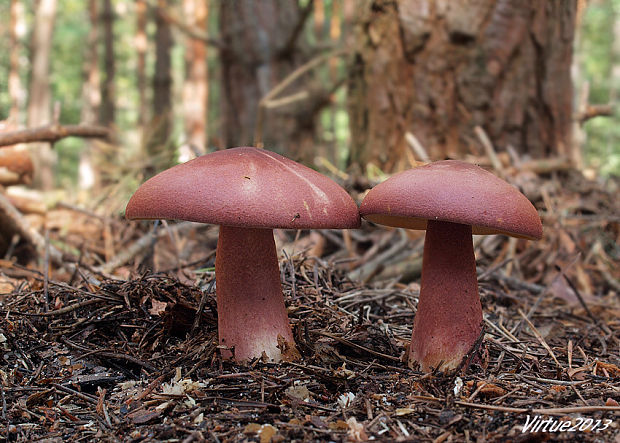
[359, 160, 542, 372]
[126, 147, 360, 363]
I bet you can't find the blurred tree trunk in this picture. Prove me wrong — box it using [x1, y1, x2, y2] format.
[100, 0, 115, 128]
[180, 0, 208, 161]
[79, 0, 101, 194]
[314, 0, 325, 37]
[9, 0, 25, 124]
[329, 1, 342, 80]
[27, 0, 57, 190]
[146, 0, 175, 178]
[136, 0, 148, 128]
[219, 0, 332, 164]
[347, 0, 577, 173]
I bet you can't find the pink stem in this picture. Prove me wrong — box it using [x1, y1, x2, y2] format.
[216, 225, 296, 362]
[409, 220, 482, 372]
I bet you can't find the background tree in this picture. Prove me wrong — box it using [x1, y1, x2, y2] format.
[348, 0, 577, 173]
[219, 0, 338, 164]
[180, 0, 209, 161]
[8, 0, 25, 124]
[577, 0, 620, 176]
[100, 0, 116, 128]
[0, 0, 617, 204]
[135, 0, 149, 130]
[27, 0, 58, 190]
[78, 0, 101, 193]
[146, 0, 175, 179]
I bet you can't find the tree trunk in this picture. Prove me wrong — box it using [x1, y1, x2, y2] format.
[100, 0, 115, 128]
[27, 0, 57, 190]
[135, 0, 148, 129]
[9, 0, 25, 124]
[219, 0, 329, 164]
[79, 0, 101, 193]
[146, 0, 175, 178]
[180, 0, 208, 161]
[347, 0, 577, 173]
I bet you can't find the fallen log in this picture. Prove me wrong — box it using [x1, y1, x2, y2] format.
[0, 124, 109, 147]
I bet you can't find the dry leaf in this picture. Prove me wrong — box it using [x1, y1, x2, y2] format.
[285, 384, 311, 401]
[0, 276, 16, 295]
[596, 361, 620, 377]
[329, 420, 349, 430]
[243, 423, 263, 434]
[128, 408, 162, 424]
[243, 423, 278, 443]
[550, 385, 567, 393]
[259, 424, 277, 443]
[161, 378, 205, 396]
[346, 417, 368, 442]
[277, 335, 301, 362]
[465, 381, 506, 398]
[337, 392, 356, 408]
[149, 299, 168, 316]
[605, 398, 619, 407]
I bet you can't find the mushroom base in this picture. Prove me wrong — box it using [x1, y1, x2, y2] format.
[408, 220, 482, 372]
[216, 225, 298, 363]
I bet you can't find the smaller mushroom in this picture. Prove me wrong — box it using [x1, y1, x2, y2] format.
[360, 160, 542, 372]
[126, 147, 360, 363]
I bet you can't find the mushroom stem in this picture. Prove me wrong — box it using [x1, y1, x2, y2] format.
[409, 220, 482, 372]
[215, 225, 296, 362]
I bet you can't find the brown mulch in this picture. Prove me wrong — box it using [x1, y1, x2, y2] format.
[0, 169, 618, 442]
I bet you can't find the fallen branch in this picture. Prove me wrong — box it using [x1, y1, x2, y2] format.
[0, 124, 109, 147]
[516, 157, 573, 174]
[0, 192, 100, 285]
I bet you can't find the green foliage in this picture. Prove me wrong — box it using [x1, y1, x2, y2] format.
[2, 0, 619, 187]
[0, 2, 11, 121]
[578, 0, 620, 177]
[51, 0, 89, 125]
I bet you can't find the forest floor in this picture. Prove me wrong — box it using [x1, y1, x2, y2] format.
[0, 169, 618, 442]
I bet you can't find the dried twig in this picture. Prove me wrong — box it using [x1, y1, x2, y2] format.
[518, 309, 563, 371]
[254, 48, 348, 148]
[96, 221, 207, 274]
[315, 330, 401, 362]
[157, 7, 221, 47]
[576, 104, 614, 124]
[405, 132, 430, 163]
[347, 229, 411, 282]
[474, 126, 504, 175]
[278, 0, 315, 56]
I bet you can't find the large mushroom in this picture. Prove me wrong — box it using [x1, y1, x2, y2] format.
[126, 147, 360, 363]
[360, 160, 542, 372]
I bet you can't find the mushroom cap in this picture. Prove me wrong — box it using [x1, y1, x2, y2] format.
[126, 147, 360, 229]
[360, 160, 542, 240]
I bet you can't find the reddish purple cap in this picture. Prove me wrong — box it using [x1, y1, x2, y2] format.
[126, 147, 360, 229]
[360, 160, 542, 240]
